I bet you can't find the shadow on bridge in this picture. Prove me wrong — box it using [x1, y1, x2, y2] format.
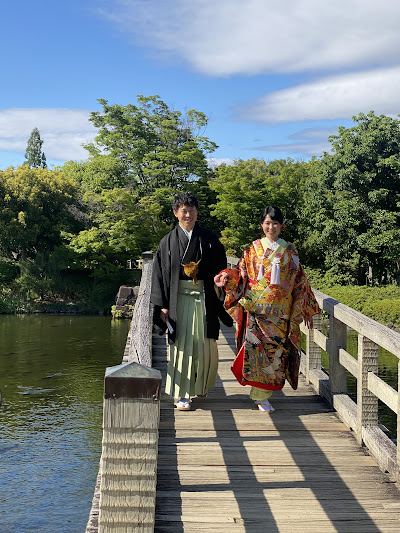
[154, 327, 397, 532]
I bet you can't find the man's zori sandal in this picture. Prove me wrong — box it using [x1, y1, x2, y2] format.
[176, 398, 191, 411]
[255, 400, 275, 412]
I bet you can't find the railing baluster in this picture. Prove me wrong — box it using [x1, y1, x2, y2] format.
[305, 313, 322, 383]
[329, 316, 347, 394]
[125, 251, 154, 367]
[356, 335, 379, 445]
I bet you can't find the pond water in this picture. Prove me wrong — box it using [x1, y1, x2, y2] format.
[0, 314, 130, 533]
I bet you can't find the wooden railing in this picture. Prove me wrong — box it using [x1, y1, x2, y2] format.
[300, 288, 400, 481]
[122, 251, 154, 366]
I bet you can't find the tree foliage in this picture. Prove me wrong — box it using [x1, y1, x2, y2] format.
[210, 158, 309, 255]
[0, 166, 77, 261]
[24, 128, 47, 168]
[62, 95, 221, 275]
[83, 95, 217, 193]
[62, 155, 127, 193]
[299, 111, 400, 284]
[67, 187, 173, 276]
[4, 99, 400, 311]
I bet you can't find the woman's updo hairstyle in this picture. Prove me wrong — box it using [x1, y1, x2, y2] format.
[260, 205, 284, 225]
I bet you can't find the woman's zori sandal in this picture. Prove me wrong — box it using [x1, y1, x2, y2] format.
[254, 400, 275, 412]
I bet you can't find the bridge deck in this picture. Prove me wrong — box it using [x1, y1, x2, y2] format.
[153, 325, 400, 533]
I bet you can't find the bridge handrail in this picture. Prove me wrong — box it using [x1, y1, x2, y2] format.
[312, 288, 400, 357]
[300, 288, 400, 480]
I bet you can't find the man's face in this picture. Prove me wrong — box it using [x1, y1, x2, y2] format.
[173, 204, 198, 232]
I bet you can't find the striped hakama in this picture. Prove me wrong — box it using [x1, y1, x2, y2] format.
[165, 280, 218, 400]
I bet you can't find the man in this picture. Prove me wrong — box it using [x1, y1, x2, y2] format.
[151, 192, 233, 410]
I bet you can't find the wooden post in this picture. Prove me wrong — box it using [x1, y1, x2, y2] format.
[329, 315, 347, 394]
[98, 362, 162, 533]
[356, 335, 379, 445]
[305, 313, 322, 384]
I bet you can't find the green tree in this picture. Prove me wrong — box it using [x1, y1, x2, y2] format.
[64, 95, 221, 274]
[0, 166, 77, 264]
[62, 155, 127, 193]
[84, 95, 217, 193]
[67, 187, 173, 276]
[187, 174, 224, 237]
[24, 127, 47, 168]
[300, 112, 400, 285]
[210, 158, 309, 255]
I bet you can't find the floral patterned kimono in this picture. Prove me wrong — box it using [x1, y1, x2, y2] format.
[223, 237, 320, 391]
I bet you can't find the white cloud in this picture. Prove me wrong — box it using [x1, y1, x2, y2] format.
[255, 141, 332, 158]
[235, 67, 400, 123]
[0, 108, 95, 161]
[207, 157, 234, 169]
[288, 127, 340, 141]
[100, 0, 400, 76]
[251, 125, 343, 158]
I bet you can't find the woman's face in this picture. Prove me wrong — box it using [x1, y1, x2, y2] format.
[261, 214, 282, 242]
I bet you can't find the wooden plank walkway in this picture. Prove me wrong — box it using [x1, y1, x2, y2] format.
[153, 325, 400, 533]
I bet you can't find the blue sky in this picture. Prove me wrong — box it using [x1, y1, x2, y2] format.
[1, 0, 400, 170]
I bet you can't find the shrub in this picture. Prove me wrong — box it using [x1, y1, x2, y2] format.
[361, 299, 400, 330]
[310, 283, 400, 330]
[0, 258, 19, 282]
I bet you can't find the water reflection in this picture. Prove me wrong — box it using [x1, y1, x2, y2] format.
[0, 315, 130, 533]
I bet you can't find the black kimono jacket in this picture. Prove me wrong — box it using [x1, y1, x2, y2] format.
[150, 222, 233, 344]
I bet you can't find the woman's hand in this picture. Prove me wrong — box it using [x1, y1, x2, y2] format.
[214, 271, 229, 287]
[304, 315, 314, 329]
[160, 308, 169, 323]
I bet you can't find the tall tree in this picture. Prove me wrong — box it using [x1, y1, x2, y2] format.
[83, 95, 217, 193]
[24, 127, 47, 168]
[64, 95, 221, 272]
[300, 111, 400, 285]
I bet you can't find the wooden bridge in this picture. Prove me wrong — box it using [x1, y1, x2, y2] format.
[86, 253, 400, 533]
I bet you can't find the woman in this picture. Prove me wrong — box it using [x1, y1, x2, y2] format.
[214, 206, 320, 412]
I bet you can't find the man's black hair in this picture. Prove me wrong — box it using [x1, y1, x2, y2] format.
[172, 192, 199, 211]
